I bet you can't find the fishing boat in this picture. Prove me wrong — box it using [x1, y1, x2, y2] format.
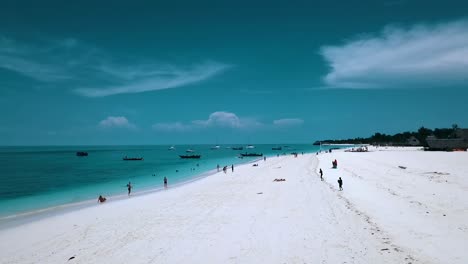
[232, 146, 243, 150]
[210, 145, 220, 150]
[179, 154, 201, 159]
[76, 151, 88, 156]
[240, 153, 263, 157]
[123, 156, 143, 161]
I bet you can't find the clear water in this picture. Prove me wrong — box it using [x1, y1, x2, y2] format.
[0, 144, 330, 221]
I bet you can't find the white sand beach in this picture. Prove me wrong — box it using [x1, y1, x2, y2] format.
[1, 147, 467, 264]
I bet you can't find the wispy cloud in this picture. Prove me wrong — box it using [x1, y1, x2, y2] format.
[0, 36, 229, 96]
[0, 37, 72, 81]
[75, 62, 229, 97]
[320, 19, 468, 89]
[273, 118, 304, 126]
[98, 116, 136, 129]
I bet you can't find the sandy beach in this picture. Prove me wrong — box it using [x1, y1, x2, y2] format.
[1, 147, 467, 264]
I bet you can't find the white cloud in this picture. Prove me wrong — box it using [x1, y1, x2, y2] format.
[192, 111, 262, 129]
[99, 116, 135, 129]
[320, 19, 468, 89]
[152, 122, 191, 132]
[75, 62, 229, 97]
[273, 118, 304, 126]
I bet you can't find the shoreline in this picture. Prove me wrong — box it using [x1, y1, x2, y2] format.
[0, 155, 264, 230]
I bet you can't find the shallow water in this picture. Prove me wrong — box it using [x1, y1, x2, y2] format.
[0, 144, 329, 220]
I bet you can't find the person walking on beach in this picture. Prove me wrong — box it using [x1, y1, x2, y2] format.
[223, 166, 227, 174]
[319, 168, 323, 181]
[337, 177, 343, 191]
[164, 176, 168, 189]
[231, 164, 234, 172]
[127, 182, 132, 196]
[264, 156, 266, 162]
[217, 164, 220, 172]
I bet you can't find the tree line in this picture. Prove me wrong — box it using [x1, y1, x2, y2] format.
[319, 124, 460, 146]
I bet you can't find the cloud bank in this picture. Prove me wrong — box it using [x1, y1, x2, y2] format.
[320, 19, 468, 88]
[152, 112, 304, 132]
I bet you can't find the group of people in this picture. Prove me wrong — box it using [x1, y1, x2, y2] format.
[98, 176, 169, 204]
[319, 165, 343, 191]
[218, 164, 235, 173]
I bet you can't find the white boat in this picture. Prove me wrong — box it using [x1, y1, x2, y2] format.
[186, 149, 194, 153]
[246, 145, 255, 149]
[211, 145, 220, 150]
[168, 146, 176, 151]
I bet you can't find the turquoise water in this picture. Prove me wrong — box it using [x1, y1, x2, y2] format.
[0, 144, 329, 221]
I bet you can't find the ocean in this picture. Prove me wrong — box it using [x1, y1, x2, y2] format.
[0, 144, 329, 224]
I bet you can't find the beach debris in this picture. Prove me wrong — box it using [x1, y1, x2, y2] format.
[257, 192, 263, 194]
[273, 178, 286, 182]
[398, 166, 407, 169]
[68, 256, 76, 261]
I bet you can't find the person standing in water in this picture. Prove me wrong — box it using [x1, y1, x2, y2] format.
[337, 177, 343, 191]
[319, 168, 323, 181]
[126, 182, 132, 196]
[98, 195, 107, 203]
[164, 176, 168, 189]
[217, 164, 220, 172]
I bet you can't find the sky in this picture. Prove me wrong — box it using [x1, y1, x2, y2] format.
[1, 0, 467, 145]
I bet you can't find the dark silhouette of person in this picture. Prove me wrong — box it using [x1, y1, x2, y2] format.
[231, 164, 234, 172]
[164, 176, 168, 188]
[338, 177, 343, 190]
[319, 168, 323, 181]
[127, 182, 132, 195]
[98, 195, 106, 203]
[217, 164, 220, 172]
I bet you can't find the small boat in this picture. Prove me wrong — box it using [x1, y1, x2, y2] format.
[76, 151, 88, 156]
[232, 146, 243, 150]
[179, 155, 201, 159]
[240, 153, 263, 157]
[246, 145, 255, 149]
[272, 146, 282, 150]
[168, 146, 176, 151]
[211, 145, 220, 150]
[123, 156, 143, 161]
[186, 149, 194, 153]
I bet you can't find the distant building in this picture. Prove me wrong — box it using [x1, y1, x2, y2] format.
[406, 136, 420, 146]
[426, 129, 468, 151]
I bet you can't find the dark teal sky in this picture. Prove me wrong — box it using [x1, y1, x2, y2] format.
[1, 0, 467, 145]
